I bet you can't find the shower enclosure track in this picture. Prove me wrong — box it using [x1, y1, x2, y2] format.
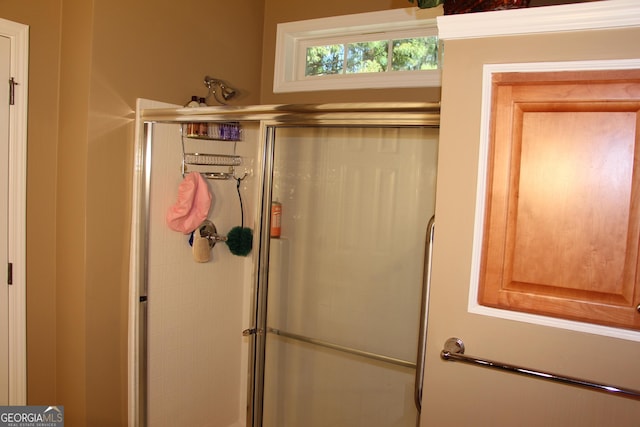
[267, 327, 417, 369]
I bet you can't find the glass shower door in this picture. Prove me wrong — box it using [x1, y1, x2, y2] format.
[258, 125, 438, 427]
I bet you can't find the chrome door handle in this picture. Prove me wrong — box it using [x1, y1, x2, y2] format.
[414, 215, 435, 413]
[243, 328, 265, 337]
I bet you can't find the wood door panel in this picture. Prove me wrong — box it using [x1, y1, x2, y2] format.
[479, 70, 640, 330]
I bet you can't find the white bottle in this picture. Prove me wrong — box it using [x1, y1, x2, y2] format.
[185, 95, 199, 107]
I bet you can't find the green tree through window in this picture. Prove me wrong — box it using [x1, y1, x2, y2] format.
[347, 41, 388, 73]
[306, 45, 344, 76]
[392, 37, 438, 71]
[305, 37, 438, 77]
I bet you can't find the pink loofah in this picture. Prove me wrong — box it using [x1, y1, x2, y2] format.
[166, 172, 212, 234]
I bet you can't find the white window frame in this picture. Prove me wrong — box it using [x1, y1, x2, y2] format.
[274, 7, 442, 93]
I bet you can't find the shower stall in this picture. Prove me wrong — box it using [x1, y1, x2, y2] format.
[129, 101, 439, 427]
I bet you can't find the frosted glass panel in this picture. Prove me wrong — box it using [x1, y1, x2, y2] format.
[263, 126, 438, 426]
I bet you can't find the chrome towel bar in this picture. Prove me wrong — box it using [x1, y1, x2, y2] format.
[441, 337, 640, 401]
[268, 327, 416, 369]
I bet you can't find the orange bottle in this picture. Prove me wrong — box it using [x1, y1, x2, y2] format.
[270, 202, 282, 238]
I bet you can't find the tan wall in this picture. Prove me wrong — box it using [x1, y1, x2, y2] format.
[84, 2, 264, 425]
[423, 25, 640, 427]
[85, 1, 264, 424]
[56, 1, 93, 423]
[0, 0, 605, 425]
[1, 0, 264, 425]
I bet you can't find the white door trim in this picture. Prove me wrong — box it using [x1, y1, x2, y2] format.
[467, 58, 640, 343]
[0, 17, 28, 405]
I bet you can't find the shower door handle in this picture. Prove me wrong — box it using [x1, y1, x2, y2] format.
[414, 215, 435, 413]
[243, 328, 257, 336]
[243, 328, 265, 336]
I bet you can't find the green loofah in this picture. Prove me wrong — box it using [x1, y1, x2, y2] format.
[226, 226, 253, 257]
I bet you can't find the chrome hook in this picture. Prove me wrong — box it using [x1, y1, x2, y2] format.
[198, 220, 227, 249]
[233, 169, 249, 182]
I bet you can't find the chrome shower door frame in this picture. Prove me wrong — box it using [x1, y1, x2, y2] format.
[247, 112, 440, 427]
[132, 102, 439, 427]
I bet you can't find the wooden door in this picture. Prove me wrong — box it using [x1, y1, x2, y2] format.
[479, 70, 640, 331]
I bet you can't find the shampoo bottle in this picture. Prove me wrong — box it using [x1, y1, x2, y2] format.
[198, 97, 208, 136]
[185, 96, 199, 136]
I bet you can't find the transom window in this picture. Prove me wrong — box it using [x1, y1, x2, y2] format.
[274, 7, 442, 93]
[305, 36, 439, 76]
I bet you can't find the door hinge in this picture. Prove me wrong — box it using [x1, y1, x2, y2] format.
[9, 77, 18, 105]
[8, 262, 13, 285]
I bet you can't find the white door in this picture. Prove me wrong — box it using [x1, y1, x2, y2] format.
[0, 34, 11, 405]
[0, 17, 28, 405]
